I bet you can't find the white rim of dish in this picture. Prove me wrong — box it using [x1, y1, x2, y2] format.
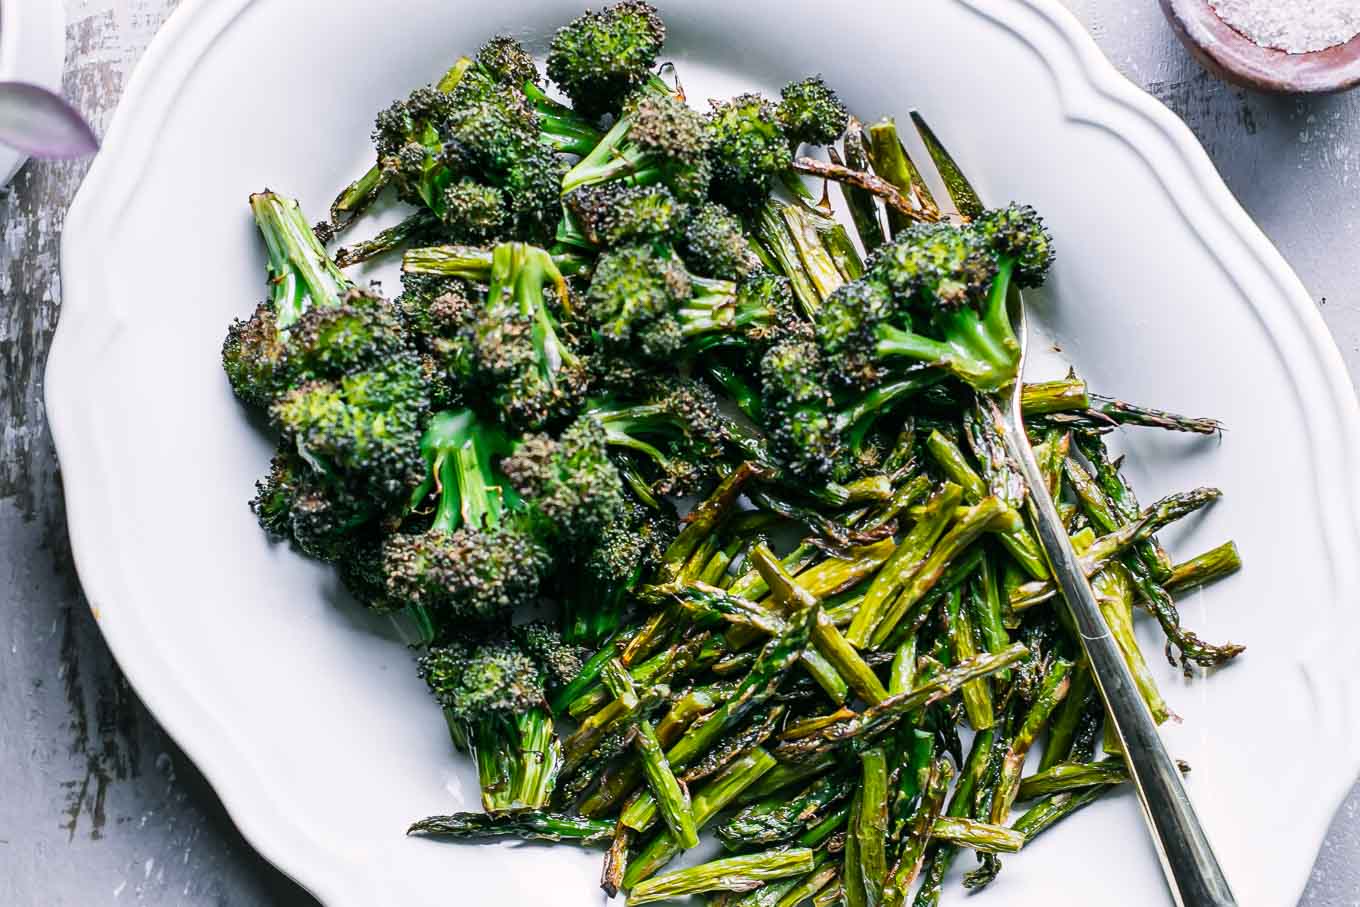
[0, 0, 67, 186]
[47, 1, 1360, 904]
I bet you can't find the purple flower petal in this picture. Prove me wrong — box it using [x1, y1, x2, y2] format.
[0, 82, 99, 159]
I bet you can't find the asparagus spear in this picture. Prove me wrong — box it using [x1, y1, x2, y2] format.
[944, 584, 994, 730]
[627, 847, 816, 905]
[837, 120, 887, 252]
[753, 545, 889, 705]
[869, 498, 1019, 648]
[849, 748, 890, 906]
[1009, 487, 1222, 611]
[679, 705, 785, 784]
[775, 645, 1028, 760]
[624, 749, 779, 887]
[1019, 758, 1190, 799]
[1021, 375, 1090, 414]
[925, 430, 1048, 580]
[850, 483, 961, 647]
[866, 119, 942, 231]
[718, 770, 855, 849]
[991, 660, 1073, 824]
[1167, 540, 1242, 592]
[407, 810, 615, 844]
[621, 601, 815, 835]
[1039, 658, 1096, 771]
[634, 719, 698, 850]
[882, 758, 953, 907]
[601, 825, 633, 898]
[1012, 785, 1114, 842]
[931, 817, 1025, 853]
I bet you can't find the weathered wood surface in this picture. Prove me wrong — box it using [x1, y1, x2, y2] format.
[0, 1, 1354, 903]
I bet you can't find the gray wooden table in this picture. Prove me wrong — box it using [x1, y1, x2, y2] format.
[2, 1, 1357, 904]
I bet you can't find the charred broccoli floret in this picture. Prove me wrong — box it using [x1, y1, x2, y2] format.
[403, 242, 589, 429]
[250, 448, 375, 562]
[373, 75, 567, 242]
[815, 210, 1052, 393]
[585, 378, 728, 496]
[546, 0, 668, 120]
[561, 90, 710, 200]
[513, 621, 590, 693]
[562, 497, 679, 644]
[565, 182, 688, 247]
[381, 409, 551, 625]
[500, 415, 629, 545]
[269, 353, 429, 504]
[679, 202, 761, 281]
[705, 93, 792, 213]
[777, 75, 849, 147]
[585, 243, 797, 360]
[419, 633, 561, 811]
[760, 334, 941, 479]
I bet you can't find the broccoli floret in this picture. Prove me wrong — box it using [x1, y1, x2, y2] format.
[705, 93, 791, 213]
[382, 409, 552, 626]
[585, 243, 690, 361]
[513, 621, 591, 692]
[565, 183, 688, 247]
[585, 243, 797, 361]
[563, 497, 679, 643]
[250, 448, 378, 562]
[269, 354, 430, 505]
[777, 76, 849, 147]
[760, 337, 841, 478]
[585, 378, 728, 496]
[813, 213, 1049, 393]
[475, 35, 540, 87]
[546, 0, 668, 119]
[500, 415, 628, 545]
[760, 331, 940, 479]
[419, 634, 561, 811]
[562, 91, 710, 200]
[973, 202, 1055, 289]
[373, 77, 566, 243]
[680, 202, 761, 281]
[222, 192, 351, 408]
[403, 242, 589, 429]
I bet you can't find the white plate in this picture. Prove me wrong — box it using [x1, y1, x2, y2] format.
[49, 1, 1360, 905]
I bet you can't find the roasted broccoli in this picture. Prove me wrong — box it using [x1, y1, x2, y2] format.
[777, 75, 849, 147]
[585, 242, 797, 361]
[382, 409, 551, 625]
[705, 93, 792, 212]
[223, 192, 352, 408]
[419, 633, 561, 811]
[546, 0, 669, 119]
[402, 242, 589, 429]
[816, 209, 1052, 393]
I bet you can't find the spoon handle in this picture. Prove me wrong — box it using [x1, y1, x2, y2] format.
[989, 396, 1236, 907]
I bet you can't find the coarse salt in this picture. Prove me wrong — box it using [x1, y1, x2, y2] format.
[1209, 0, 1360, 54]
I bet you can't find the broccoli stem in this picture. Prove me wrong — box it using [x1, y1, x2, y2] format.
[250, 192, 350, 329]
[333, 211, 440, 269]
[327, 57, 474, 231]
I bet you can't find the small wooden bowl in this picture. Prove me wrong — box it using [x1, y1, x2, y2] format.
[1161, 0, 1360, 94]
